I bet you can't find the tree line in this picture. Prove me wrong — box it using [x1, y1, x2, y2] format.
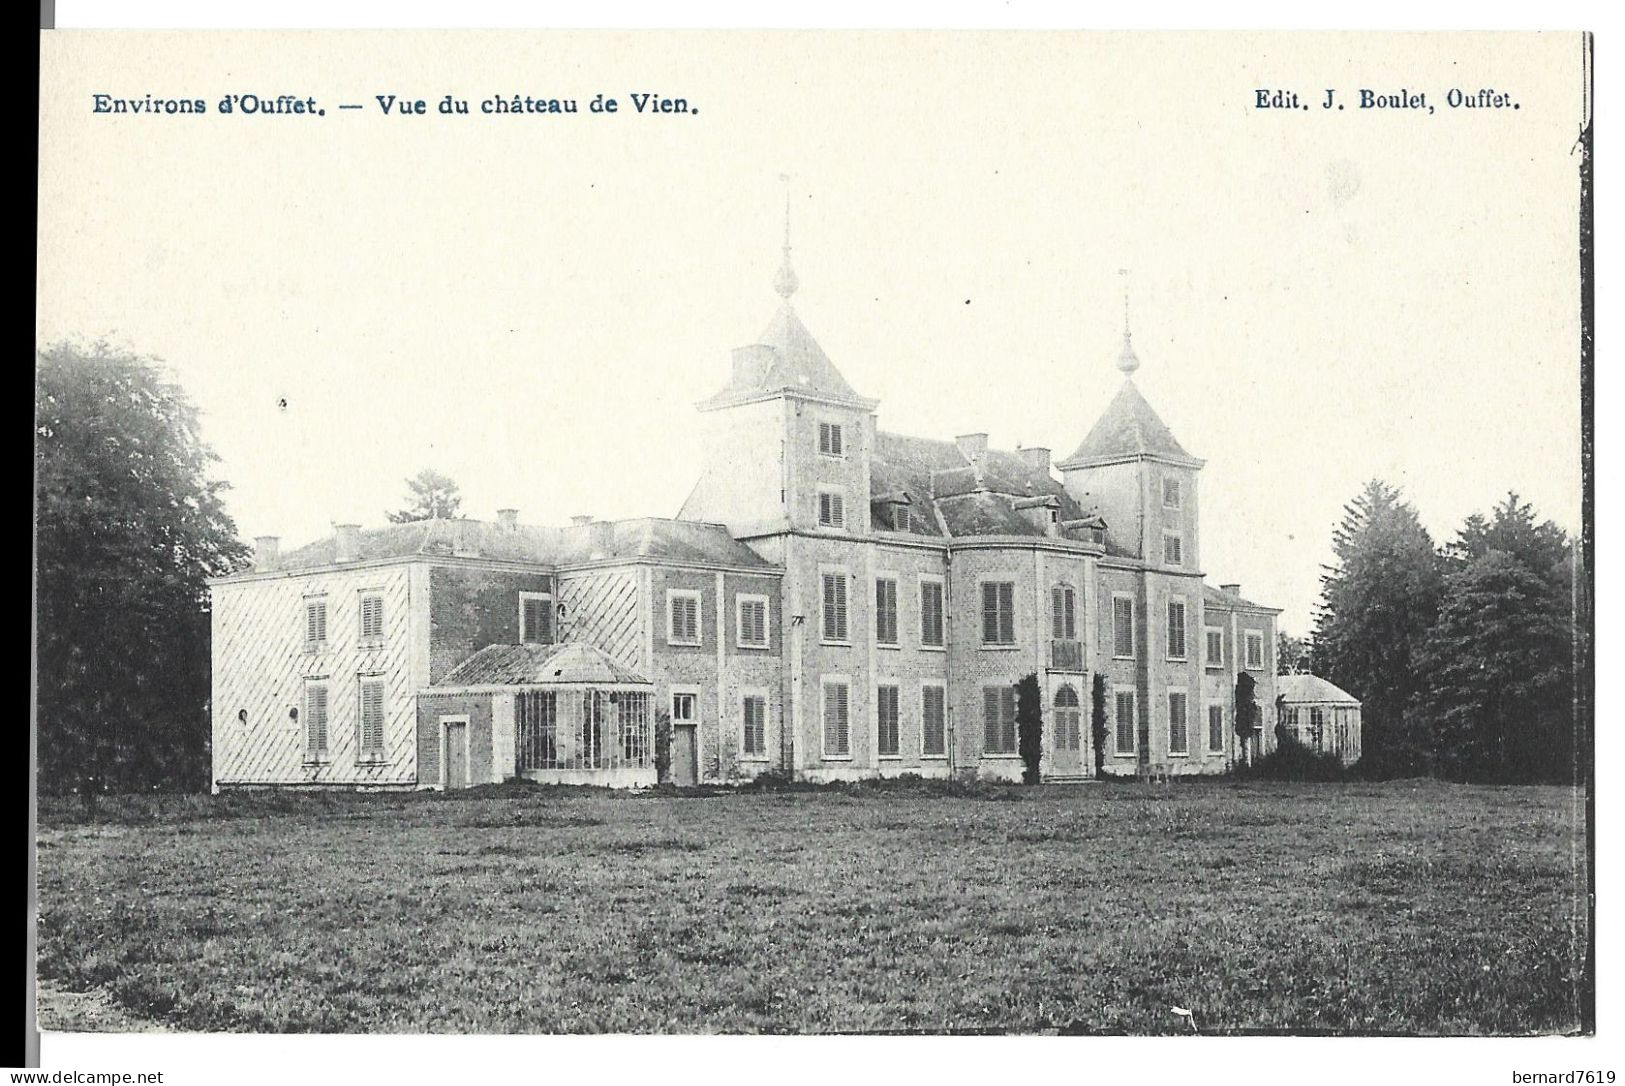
[1298, 480, 1585, 784]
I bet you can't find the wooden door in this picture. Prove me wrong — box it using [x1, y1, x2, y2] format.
[1051, 685, 1083, 776]
[445, 721, 469, 790]
[672, 724, 698, 786]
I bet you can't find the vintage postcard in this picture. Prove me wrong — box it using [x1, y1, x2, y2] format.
[33, 23, 1593, 1079]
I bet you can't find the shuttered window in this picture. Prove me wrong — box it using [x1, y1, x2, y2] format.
[358, 595, 385, 642]
[1245, 631, 1265, 670]
[1163, 476, 1182, 508]
[822, 572, 849, 643]
[742, 694, 767, 756]
[667, 591, 701, 646]
[1051, 585, 1076, 640]
[1205, 627, 1224, 668]
[1168, 692, 1189, 755]
[818, 490, 846, 528]
[983, 685, 1017, 754]
[922, 685, 946, 757]
[875, 578, 899, 645]
[1113, 596, 1135, 657]
[920, 579, 945, 647]
[304, 599, 328, 648]
[1114, 691, 1136, 755]
[981, 581, 1015, 645]
[304, 683, 329, 762]
[1167, 600, 1187, 659]
[521, 593, 555, 644]
[877, 684, 900, 757]
[818, 421, 844, 457]
[737, 596, 769, 648]
[822, 681, 850, 757]
[357, 679, 386, 762]
[1208, 704, 1226, 752]
[1164, 531, 1184, 566]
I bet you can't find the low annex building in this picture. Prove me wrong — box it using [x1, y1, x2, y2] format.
[209, 231, 1280, 790]
[1275, 673, 1363, 766]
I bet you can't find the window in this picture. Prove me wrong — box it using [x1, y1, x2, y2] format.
[1208, 704, 1226, 753]
[981, 581, 1016, 646]
[877, 684, 900, 757]
[1167, 600, 1187, 659]
[1163, 531, 1184, 567]
[304, 598, 328, 650]
[671, 690, 697, 725]
[667, 590, 701, 646]
[518, 690, 559, 770]
[742, 693, 767, 757]
[1051, 584, 1076, 640]
[1054, 685, 1081, 751]
[818, 420, 845, 457]
[874, 577, 899, 646]
[304, 682, 329, 762]
[1112, 595, 1135, 658]
[1205, 627, 1224, 669]
[357, 678, 386, 762]
[922, 685, 946, 757]
[520, 592, 555, 645]
[822, 679, 850, 758]
[1163, 476, 1182, 509]
[892, 506, 911, 532]
[820, 570, 851, 643]
[359, 594, 385, 643]
[1245, 630, 1265, 670]
[919, 577, 945, 648]
[1309, 706, 1326, 746]
[737, 594, 769, 649]
[983, 685, 1017, 754]
[1168, 691, 1188, 755]
[1114, 690, 1136, 756]
[817, 489, 846, 529]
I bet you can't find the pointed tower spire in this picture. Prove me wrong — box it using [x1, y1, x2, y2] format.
[1116, 268, 1140, 375]
[773, 176, 799, 301]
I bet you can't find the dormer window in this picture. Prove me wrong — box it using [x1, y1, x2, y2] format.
[1163, 476, 1182, 509]
[818, 421, 845, 458]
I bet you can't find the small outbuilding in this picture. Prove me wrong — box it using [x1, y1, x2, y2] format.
[1275, 674, 1363, 766]
[417, 642, 655, 789]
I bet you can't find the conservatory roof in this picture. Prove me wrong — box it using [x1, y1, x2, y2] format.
[434, 642, 652, 688]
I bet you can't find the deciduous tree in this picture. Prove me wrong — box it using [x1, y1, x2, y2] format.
[387, 468, 462, 523]
[36, 342, 250, 797]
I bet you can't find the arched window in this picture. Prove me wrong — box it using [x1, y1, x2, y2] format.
[1054, 684, 1082, 751]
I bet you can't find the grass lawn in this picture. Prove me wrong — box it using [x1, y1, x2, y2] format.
[35, 778, 1588, 1034]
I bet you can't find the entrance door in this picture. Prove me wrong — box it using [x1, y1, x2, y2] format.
[672, 724, 698, 786]
[444, 720, 469, 790]
[1051, 685, 1084, 777]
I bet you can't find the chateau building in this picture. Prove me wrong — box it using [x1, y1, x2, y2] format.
[208, 235, 1279, 791]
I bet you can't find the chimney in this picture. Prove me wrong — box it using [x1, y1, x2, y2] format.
[570, 515, 594, 527]
[1221, 583, 1241, 596]
[496, 508, 519, 530]
[1019, 446, 1051, 475]
[954, 433, 988, 463]
[333, 524, 360, 563]
[253, 536, 280, 572]
[589, 519, 615, 555]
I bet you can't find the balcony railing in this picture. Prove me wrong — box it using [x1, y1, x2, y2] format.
[1050, 638, 1084, 671]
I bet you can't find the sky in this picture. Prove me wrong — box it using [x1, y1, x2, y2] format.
[37, 30, 1586, 636]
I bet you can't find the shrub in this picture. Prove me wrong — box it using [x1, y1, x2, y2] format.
[652, 710, 673, 785]
[1241, 725, 1350, 782]
[1090, 673, 1109, 777]
[1015, 674, 1043, 785]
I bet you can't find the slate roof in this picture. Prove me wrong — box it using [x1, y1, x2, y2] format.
[435, 642, 652, 687]
[869, 430, 1101, 543]
[699, 303, 876, 409]
[1277, 674, 1361, 706]
[270, 516, 775, 573]
[1202, 584, 1276, 612]
[1060, 379, 1197, 465]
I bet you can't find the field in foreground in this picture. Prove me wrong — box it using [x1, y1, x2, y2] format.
[36, 779, 1587, 1034]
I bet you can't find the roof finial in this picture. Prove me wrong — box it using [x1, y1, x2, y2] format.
[1116, 267, 1140, 375]
[773, 174, 799, 301]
